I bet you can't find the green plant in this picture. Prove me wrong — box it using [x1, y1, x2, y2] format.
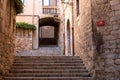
[14, 0, 23, 14]
[16, 22, 36, 30]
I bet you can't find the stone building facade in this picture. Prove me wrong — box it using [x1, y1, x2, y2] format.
[0, 0, 120, 80]
[16, 0, 60, 50]
[61, 0, 120, 79]
[0, 0, 16, 79]
[91, 0, 120, 79]
[73, 0, 94, 77]
[59, 0, 73, 56]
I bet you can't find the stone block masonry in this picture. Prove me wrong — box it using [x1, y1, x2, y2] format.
[91, 0, 120, 79]
[73, 0, 120, 79]
[16, 15, 40, 49]
[74, 0, 94, 76]
[0, 0, 16, 79]
[15, 28, 33, 53]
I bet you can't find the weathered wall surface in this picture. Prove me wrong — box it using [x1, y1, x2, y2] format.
[15, 28, 33, 53]
[40, 26, 54, 38]
[0, 0, 16, 79]
[16, 15, 36, 24]
[64, 1, 74, 56]
[91, 0, 120, 79]
[58, 0, 65, 55]
[74, 0, 95, 76]
[74, 0, 120, 79]
[16, 15, 39, 49]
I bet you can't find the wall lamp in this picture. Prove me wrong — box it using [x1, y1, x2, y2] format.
[61, 0, 73, 5]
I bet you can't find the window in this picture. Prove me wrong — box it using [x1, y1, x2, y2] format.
[55, 0, 58, 6]
[43, 8, 57, 14]
[42, 0, 51, 6]
[76, 0, 80, 16]
[42, 0, 58, 14]
[49, 0, 52, 6]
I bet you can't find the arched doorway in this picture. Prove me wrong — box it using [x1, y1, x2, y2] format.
[39, 17, 60, 47]
[39, 26, 58, 47]
[67, 19, 71, 54]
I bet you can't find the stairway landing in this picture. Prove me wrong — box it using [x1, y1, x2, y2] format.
[16, 46, 62, 56]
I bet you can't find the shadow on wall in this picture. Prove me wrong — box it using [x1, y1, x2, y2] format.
[92, 20, 104, 54]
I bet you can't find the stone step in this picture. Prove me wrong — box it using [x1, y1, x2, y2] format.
[14, 59, 82, 61]
[7, 73, 90, 77]
[10, 69, 88, 73]
[14, 58, 82, 60]
[15, 56, 80, 60]
[13, 63, 84, 66]
[14, 60, 83, 63]
[15, 57, 81, 60]
[4, 56, 93, 80]
[4, 77, 93, 80]
[11, 66, 86, 69]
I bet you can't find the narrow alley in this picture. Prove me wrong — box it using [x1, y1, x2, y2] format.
[0, 0, 120, 80]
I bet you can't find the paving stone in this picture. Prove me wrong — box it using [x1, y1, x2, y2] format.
[15, 47, 62, 56]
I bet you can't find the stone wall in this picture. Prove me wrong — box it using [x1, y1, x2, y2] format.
[15, 28, 33, 53]
[40, 26, 54, 38]
[73, 0, 120, 79]
[0, 0, 16, 79]
[63, 1, 74, 56]
[91, 0, 120, 79]
[16, 15, 40, 49]
[58, 0, 65, 55]
[58, 22, 64, 54]
[73, 0, 95, 76]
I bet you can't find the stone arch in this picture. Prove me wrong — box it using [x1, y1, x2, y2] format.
[39, 17, 60, 27]
[39, 17, 60, 47]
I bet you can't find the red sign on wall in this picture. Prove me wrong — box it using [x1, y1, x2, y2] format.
[96, 20, 105, 27]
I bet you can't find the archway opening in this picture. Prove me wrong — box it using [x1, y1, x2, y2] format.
[39, 17, 60, 47]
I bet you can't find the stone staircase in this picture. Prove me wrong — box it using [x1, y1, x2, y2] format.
[4, 56, 93, 80]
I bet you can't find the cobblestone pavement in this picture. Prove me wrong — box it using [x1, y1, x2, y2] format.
[15, 46, 63, 56]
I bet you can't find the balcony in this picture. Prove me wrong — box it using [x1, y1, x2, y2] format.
[43, 8, 58, 14]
